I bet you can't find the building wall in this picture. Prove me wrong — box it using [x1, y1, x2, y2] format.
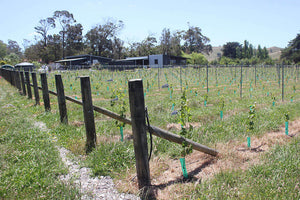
[149, 55, 164, 67]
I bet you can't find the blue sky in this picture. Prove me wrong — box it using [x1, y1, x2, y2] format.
[0, 0, 299, 50]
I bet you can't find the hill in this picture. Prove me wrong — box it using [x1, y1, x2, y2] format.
[204, 46, 283, 62]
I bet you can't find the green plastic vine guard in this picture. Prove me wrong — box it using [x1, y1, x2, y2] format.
[75, 96, 78, 100]
[247, 137, 251, 148]
[180, 158, 188, 178]
[272, 101, 275, 106]
[171, 103, 175, 111]
[107, 86, 109, 91]
[220, 110, 223, 120]
[120, 126, 124, 141]
[285, 121, 288, 135]
[291, 98, 293, 102]
[204, 100, 207, 107]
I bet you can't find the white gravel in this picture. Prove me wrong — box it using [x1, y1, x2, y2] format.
[33, 121, 139, 200]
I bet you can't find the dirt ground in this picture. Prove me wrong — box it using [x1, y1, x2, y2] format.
[116, 119, 300, 199]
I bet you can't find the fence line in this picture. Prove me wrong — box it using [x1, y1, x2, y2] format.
[0, 68, 219, 198]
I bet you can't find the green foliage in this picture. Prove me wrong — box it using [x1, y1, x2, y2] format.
[193, 137, 300, 199]
[247, 103, 256, 132]
[284, 112, 289, 122]
[183, 52, 208, 65]
[221, 40, 270, 64]
[0, 85, 79, 199]
[178, 89, 193, 157]
[110, 88, 126, 128]
[281, 33, 300, 63]
[85, 142, 135, 177]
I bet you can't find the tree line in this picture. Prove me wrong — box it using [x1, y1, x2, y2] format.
[0, 10, 299, 66]
[0, 10, 212, 65]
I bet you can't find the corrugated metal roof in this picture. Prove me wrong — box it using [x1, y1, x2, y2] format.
[55, 58, 86, 63]
[124, 56, 148, 61]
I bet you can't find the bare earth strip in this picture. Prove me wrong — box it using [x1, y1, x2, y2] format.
[117, 119, 300, 199]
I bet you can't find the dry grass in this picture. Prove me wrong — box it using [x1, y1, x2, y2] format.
[115, 119, 300, 199]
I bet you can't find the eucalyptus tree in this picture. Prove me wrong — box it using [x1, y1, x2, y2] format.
[183, 24, 212, 54]
[34, 17, 55, 47]
[160, 28, 171, 55]
[53, 10, 76, 58]
[85, 20, 124, 57]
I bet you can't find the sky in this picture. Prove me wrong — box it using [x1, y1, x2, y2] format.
[0, 0, 299, 50]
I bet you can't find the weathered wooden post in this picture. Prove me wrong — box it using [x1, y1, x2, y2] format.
[128, 79, 151, 199]
[255, 65, 257, 87]
[20, 71, 26, 96]
[14, 71, 22, 93]
[40, 73, 51, 111]
[55, 74, 68, 124]
[282, 62, 284, 102]
[80, 76, 96, 153]
[31, 72, 40, 105]
[25, 71, 32, 99]
[240, 63, 243, 98]
[206, 64, 209, 93]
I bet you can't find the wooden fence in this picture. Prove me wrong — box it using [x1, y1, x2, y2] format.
[0, 68, 218, 199]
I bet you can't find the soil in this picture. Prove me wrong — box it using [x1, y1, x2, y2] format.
[116, 119, 300, 199]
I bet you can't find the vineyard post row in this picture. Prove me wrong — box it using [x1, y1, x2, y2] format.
[0, 68, 219, 199]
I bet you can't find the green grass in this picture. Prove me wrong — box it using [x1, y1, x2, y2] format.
[1, 65, 299, 199]
[0, 80, 80, 199]
[190, 137, 300, 199]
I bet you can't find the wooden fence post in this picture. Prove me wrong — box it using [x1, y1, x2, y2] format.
[20, 71, 26, 96]
[14, 71, 22, 93]
[128, 79, 151, 198]
[31, 72, 40, 105]
[80, 76, 96, 153]
[25, 72, 32, 99]
[55, 74, 68, 124]
[40, 73, 51, 111]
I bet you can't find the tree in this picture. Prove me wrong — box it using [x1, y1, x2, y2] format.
[7, 40, 22, 57]
[65, 23, 84, 56]
[183, 24, 212, 54]
[85, 20, 124, 57]
[112, 37, 124, 59]
[34, 17, 55, 47]
[53, 10, 76, 58]
[281, 33, 300, 63]
[183, 52, 208, 65]
[170, 31, 183, 56]
[0, 40, 7, 59]
[160, 28, 171, 55]
[222, 42, 242, 58]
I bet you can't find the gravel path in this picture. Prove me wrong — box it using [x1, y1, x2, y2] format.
[33, 121, 139, 200]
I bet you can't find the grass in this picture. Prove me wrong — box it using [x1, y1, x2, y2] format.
[0, 80, 80, 199]
[1, 65, 299, 199]
[190, 137, 300, 199]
